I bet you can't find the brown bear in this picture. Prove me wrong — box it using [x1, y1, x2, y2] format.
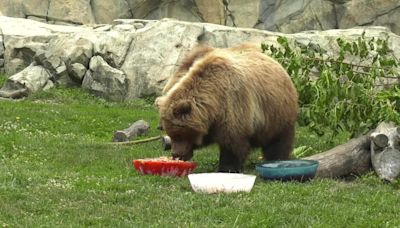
[156, 43, 299, 172]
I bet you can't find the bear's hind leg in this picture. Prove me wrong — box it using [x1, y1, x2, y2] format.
[218, 142, 250, 173]
[262, 125, 295, 161]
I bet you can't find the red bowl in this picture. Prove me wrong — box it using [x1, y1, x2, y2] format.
[133, 158, 197, 177]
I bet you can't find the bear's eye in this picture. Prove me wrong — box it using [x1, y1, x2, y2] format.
[173, 123, 187, 129]
[173, 100, 192, 118]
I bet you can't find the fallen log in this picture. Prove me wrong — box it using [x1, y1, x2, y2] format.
[112, 120, 150, 142]
[304, 133, 372, 178]
[370, 122, 400, 182]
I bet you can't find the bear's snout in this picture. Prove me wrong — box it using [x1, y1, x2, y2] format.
[171, 141, 194, 161]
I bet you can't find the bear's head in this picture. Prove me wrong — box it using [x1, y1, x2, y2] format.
[157, 97, 209, 161]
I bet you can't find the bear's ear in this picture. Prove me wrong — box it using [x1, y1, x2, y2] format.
[154, 96, 164, 109]
[173, 100, 192, 118]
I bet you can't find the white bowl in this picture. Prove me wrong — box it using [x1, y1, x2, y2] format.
[188, 173, 256, 194]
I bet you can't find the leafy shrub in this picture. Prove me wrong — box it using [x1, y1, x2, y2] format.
[262, 34, 400, 136]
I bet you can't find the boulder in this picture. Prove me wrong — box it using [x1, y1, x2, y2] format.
[126, 0, 162, 19]
[0, 63, 53, 98]
[82, 56, 128, 101]
[93, 28, 135, 68]
[91, 0, 132, 24]
[46, 34, 94, 67]
[261, 0, 337, 33]
[0, 15, 94, 77]
[3, 37, 49, 75]
[33, 50, 62, 75]
[0, 16, 91, 36]
[225, 0, 260, 28]
[120, 19, 205, 99]
[338, 0, 400, 35]
[0, 0, 25, 18]
[145, 1, 202, 22]
[195, 0, 225, 25]
[69, 63, 87, 83]
[259, 0, 400, 35]
[0, 0, 48, 21]
[33, 50, 74, 86]
[22, 0, 48, 21]
[47, 0, 95, 25]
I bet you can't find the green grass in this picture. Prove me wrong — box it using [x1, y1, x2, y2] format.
[0, 87, 399, 227]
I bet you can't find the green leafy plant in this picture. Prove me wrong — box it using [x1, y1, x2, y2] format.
[293, 146, 315, 158]
[262, 34, 400, 136]
[0, 73, 6, 87]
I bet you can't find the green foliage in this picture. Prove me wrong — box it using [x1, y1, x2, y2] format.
[0, 73, 6, 87]
[262, 34, 400, 136]
[293, 126, 351, 158]
[293, 146, 314, 158]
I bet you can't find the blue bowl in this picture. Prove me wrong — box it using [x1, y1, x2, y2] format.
[256, 160, 319, 181]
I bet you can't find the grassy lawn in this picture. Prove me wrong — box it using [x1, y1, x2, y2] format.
[0, 84, 399, 227]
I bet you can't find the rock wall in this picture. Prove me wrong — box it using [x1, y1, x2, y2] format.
[0, 28, 4, 73]
[0, 16, 399, 100]
[0, 0, 399, 34]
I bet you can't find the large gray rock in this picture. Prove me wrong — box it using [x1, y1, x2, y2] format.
[46, 34, 94, 67]
[33, 50, 74, 86]
[145, 1, 202, 22]
[0, 16, 90, 36]
[260, 0, 400, 34]
[93, 26, 136, 68]
[121, 19, 205, 99]
[0, 0, 25, 18]
[195, 0, 225, 25]
[0, 0, 48, 21]
[3, 36, 49, 75]
[126, 0, 162, 19]
[338, 0, 400, 35]
[0, 16, 97, 84]
[21, 0, 48, 22]
[47, 0, 96, 25]
[69, 63, 87, 83]
[83, 56, 128, 101]
[0, 63, 53, 98]
[261, 0, 337, 32]
[91, 0, 132, 24]
[225, 0, 260, 28]
[0, 16, 58, 76]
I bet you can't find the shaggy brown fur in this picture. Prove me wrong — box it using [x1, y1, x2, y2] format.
[161, 45, 214, 95]
[161, 43, 262, 95]
[157, 44, 299, 172]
